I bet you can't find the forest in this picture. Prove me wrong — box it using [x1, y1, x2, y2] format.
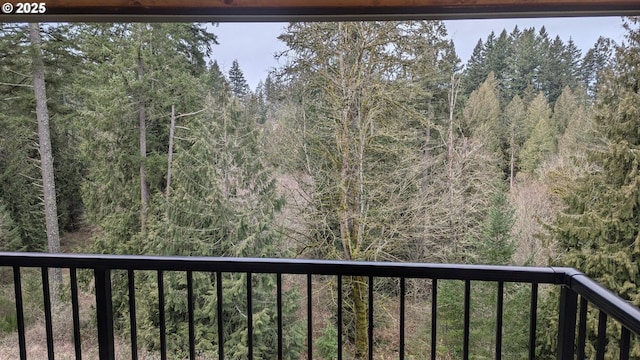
[0, 18, 639, 359]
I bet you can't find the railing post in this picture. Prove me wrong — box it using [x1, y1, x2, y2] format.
[94, 267, 115, 360]
[556, 286, 578, 360]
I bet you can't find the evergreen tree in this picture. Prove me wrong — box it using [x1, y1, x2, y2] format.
[74, 23, 215, 253]
[551, 86, 578, 136]
[462, 72, 504, 157]
[508, 27, 540, 97]
[0, 23, 82, 250]
[462, 30, 510, 101]
[0, 200, 21, 251]
[438, 191, 532, 359]
[128, 95, 303, 359]
[520, 118, 556, 174]
[557, 88, 593, 158]
[207, 60, 231, 103]
[504, 95, 526, 188]
[563, 38, 583, 88]
[544, 18, 640, 358]
[462, 39, 488, 94]
[539, 36, 567, 104]
[228, 59, 249, 98]
[581, 36, 617, 97]
[520, 92, 555, 173]
[523, 91, 552, 139]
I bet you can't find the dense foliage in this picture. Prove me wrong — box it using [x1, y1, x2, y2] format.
[0, 18, 637, 359]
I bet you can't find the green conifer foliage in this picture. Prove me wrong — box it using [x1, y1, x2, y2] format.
[581, 36, 617, 97]
[122, 94, 302, 358]
[520, 117, 556, 174]
[462, 72, 504, 157]
[228, 59, 250, 98]
[546, 17, 640, 358]
[0, 23, 83, 250]
[504, 95, 527, 187]
[0, 200, 22, 251]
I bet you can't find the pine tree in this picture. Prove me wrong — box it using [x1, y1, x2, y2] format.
[228, 59, 249, 98]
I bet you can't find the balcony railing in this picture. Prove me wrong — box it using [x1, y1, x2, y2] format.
[0, 252, 639, 359]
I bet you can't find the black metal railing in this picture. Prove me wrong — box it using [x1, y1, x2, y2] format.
[0, 252, 639, 359]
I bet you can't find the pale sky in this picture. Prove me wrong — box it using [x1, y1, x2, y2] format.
[209, 17, 626, 90]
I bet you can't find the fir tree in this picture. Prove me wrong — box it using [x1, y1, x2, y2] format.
[228, 59, 250, 98]
[581, 36, 617, 97]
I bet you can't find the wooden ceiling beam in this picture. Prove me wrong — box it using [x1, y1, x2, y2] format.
[0, 0, 639, 22]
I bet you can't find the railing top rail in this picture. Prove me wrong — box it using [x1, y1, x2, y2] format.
[568, 273, 640, 335]
[3, 252, 639, 335]
[0, 251, 564, 283]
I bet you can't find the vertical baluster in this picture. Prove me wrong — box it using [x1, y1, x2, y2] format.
[277, 273, 283, 360]
[368, 276, 374, 360]
[42, 267, 54, 360]
[187, 271, 195, 360]
[158, 270, 166, 360]
[247, 272, 253, 360]
[556, 286, 577, 360]
[596, 310, 607, 360]
[496, 281, 504, 360]
[307, 274, 313, 360]
[13, 267, 26, 360]
[70, 268, 82, 360]
[619, 326, 631, 360]
[431, 279, 437, 360]
[128, 269, 138, 360]
[338, 276, 343, 360]
[529, 283, 538, 360]
[576, 298, 587, 360]
[400, 278, 405, 360]
[94, 267, 115, 360]
[463, 280, 470, 360]
[216, 271, 224, 360]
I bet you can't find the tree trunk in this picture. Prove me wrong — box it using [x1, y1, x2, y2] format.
[29, 22, 62, 302]
[137, 39, 148, 232]
[352, 276, 368, 359]
[166, 105, 176, 200]
[510, 144, 515, 190]
[509, 125, 516, 190]
[447, 74, 457, 245]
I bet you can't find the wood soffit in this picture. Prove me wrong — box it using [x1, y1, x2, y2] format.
[0, 0, 639, 22]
